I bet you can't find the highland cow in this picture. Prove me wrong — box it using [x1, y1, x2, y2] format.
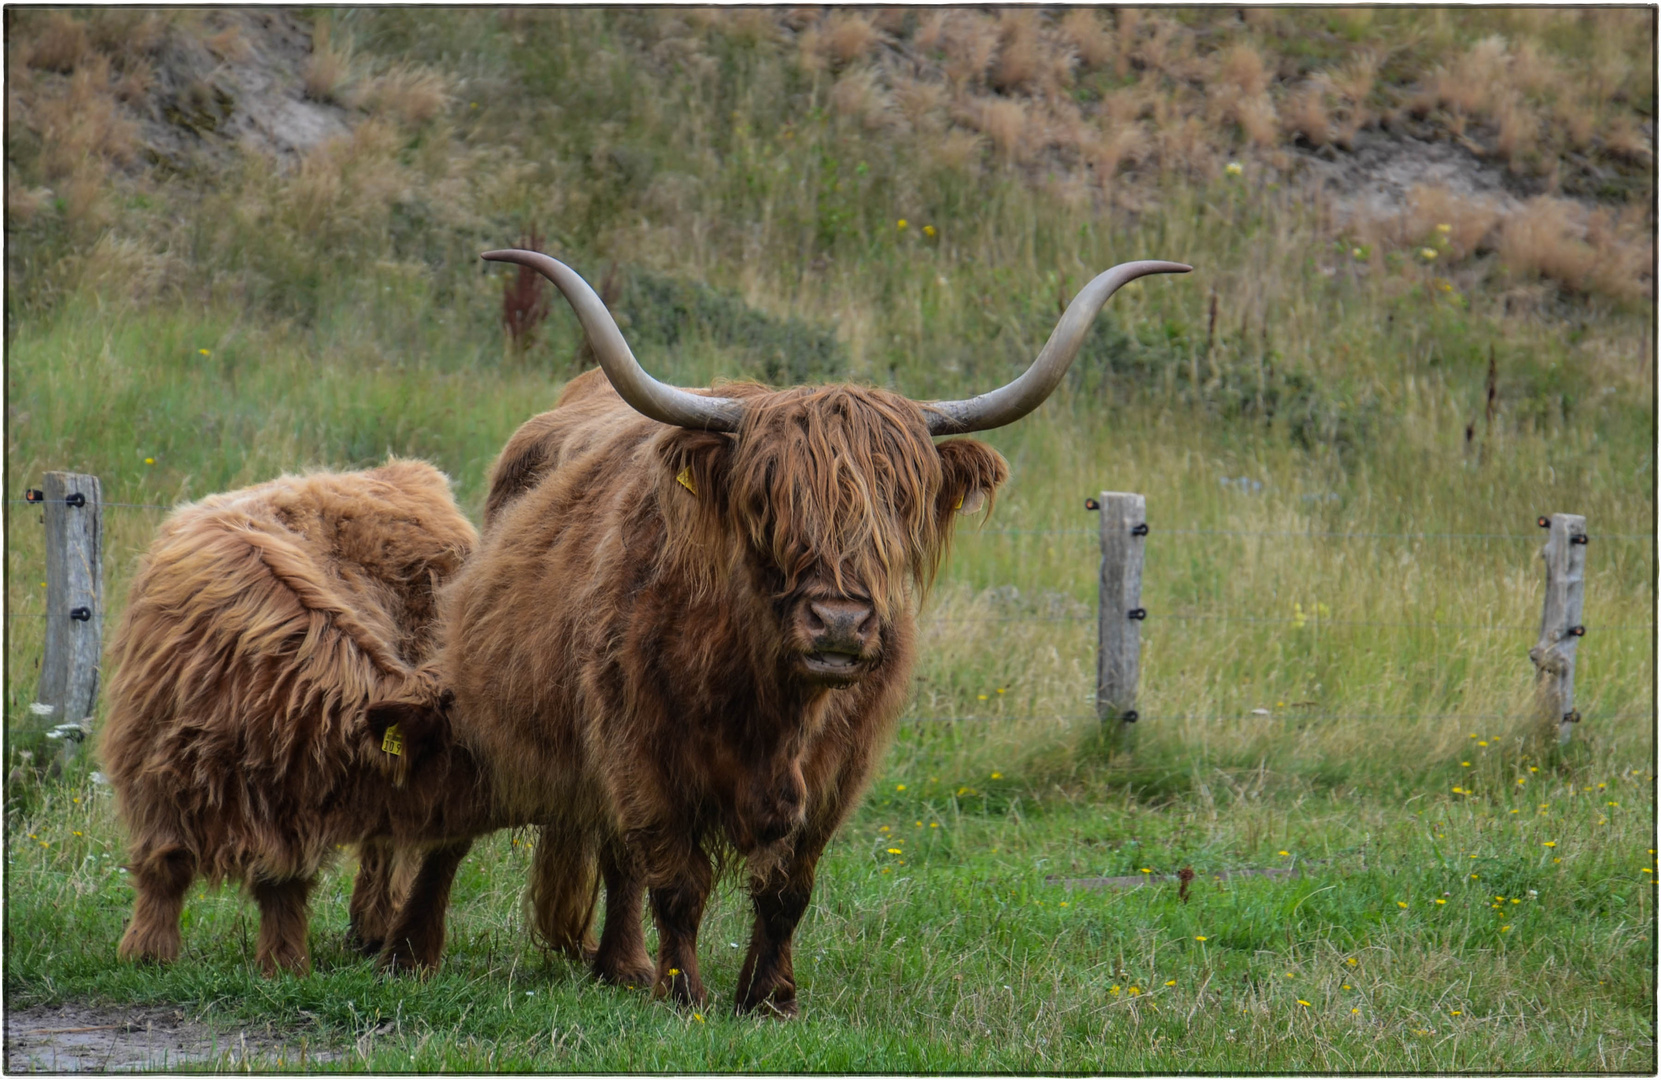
[376, 249, 1188, 1013]
[101, 460, 486, 976]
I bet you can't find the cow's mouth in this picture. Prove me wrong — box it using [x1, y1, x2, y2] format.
[799, 650, 867, 683]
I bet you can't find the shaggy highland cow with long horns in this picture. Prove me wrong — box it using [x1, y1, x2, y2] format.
[368, 250, 1188, 1014]
[102, 460, 483, 976]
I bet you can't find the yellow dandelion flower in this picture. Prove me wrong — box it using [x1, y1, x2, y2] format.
[1420, 248, 1438, 260]
[1542, 841, 1556, 847]
[887, 848, 902, 854]
[1462, 762, 1471, 767]
[1435, 898, 1447, 904]
[897, 219, 908, 230]
[1297, 999, 1311, 1007]
[1128, 986, 1140, 995]
[896, 784, 906, 791]
[1450, 1009, 1461, 1015]
[1346, 958, 1358, 966]
[1166, 979, 1176, 986]
[1529, 766, 1538, 773]
[1553, 857, 1561, 863]
[1516, 778, 1526, 785]
[978, 694, 988, 700]
[1140, 867, 1151, 873]
[1278, 850, 1290, 857]
[145, 457, 155, 465]
[198, 348, 211, 356]
[923, 224, 936, 237]
[72, 831, 82, 837]
[1478, 741, 1488, 747]
[1351, 1007, 1360, 1014]
[930, 822, 939, 828]
[1397, 901, 1408, 908]
[669, 968, 680, 976]
[1195, 935, 1207, 941]
[1342, 983, 1352, 989]
[1500, 925, 1511, 932]
[1470, 873, 1479, 879]
[990, 772, 1002, 779]
[1110, 985, 1120, 994]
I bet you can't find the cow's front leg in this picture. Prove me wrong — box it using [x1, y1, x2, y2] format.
[593, 840, 653, 988]
[647, 846, 712, 1009]
[378, 838, 473, 974]
[733, 844, 823, 1018]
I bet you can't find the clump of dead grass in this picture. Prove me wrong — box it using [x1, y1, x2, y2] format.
[359, 64, 451, 126]
[304, 19, 354, 104]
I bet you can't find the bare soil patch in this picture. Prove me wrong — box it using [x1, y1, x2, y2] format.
[5, 1002, 337, 1073]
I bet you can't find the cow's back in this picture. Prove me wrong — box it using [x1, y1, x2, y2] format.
[100, 460, 477, 881]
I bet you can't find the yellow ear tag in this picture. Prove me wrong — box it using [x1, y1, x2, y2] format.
[676, 467, 698, 497]
[381, 723, 403, 756]
[954, 493, 964, 510]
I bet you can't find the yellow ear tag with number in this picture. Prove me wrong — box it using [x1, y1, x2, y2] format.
[676, 467, 698, 497]
[381, 723, 403, 756]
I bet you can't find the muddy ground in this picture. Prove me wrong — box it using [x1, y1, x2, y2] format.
[5, 1002, 339, 1073]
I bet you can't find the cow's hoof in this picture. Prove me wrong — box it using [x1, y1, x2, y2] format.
[377, 944, 438, 977]
[344, 928, 385, 958]
[736, 994, 798, 1019]
[594, 957, 655, 989]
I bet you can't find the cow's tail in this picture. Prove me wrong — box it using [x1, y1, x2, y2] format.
[525, 822, 599, 961]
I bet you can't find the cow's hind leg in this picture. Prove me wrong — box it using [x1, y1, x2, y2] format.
[648, 847, 713, 1009]
[379, 839, 472, 975]
[347, 839, 398, 956]
[734, 843, 827, 1018]
[592, 841, 653, 988]
[117, 844, 195, 965]
[251, 875, 313, 976]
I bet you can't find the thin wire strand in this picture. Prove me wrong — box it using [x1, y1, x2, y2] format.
[968, 526, 1656, 541]
[902, 712, 1655, 724]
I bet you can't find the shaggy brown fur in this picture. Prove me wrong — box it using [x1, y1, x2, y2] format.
[418, 369, 1008, 1014]
[101, 460, 488, 976]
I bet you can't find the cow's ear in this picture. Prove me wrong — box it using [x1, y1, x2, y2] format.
[364, 690, 453, 771]
[658, 428, 733, 506]
[936, 439, 1009, 522]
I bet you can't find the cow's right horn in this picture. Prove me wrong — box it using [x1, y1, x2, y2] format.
[922, 260, 1191, 435]
[482, 250, 745, 432]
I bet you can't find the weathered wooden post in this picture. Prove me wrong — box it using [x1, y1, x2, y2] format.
[1528, 512, 1586, 746]
[1092, 491, 1146, 746]
[33, 472, 103, 768]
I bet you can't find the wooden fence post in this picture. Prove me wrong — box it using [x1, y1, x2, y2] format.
[34, 472, 103, 768]
[1094, 491, 1146, 744]
[1528, 512, 1586, 746]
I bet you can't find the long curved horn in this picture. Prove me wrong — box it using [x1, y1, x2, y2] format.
[924, 260, 1192, 435]
[481, 250, 744, 431]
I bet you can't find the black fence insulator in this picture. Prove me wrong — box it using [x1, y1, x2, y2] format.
[1562, 710, 1582, 725]
[1537, 516, 1550, 528]
[68, 607, 92, 622]
[1127, 608, 1147, 620]
[1131, 523, 1149, 536]
[1084, 497, 1100, 511]
[64, 492, 86, 508]
[1121, 710, 1139, 723]
[1571, 534, 1589, 545]
[1566, 625, 1586, 637]
[24, 489, 43, 503]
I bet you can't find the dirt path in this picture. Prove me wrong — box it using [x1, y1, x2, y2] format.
[5, 1003, 339, 1073]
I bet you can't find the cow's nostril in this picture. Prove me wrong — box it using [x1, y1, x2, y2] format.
[856, 608, 877, 638]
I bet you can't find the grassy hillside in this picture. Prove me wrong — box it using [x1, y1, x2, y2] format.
[4, 8, 1654, 1072]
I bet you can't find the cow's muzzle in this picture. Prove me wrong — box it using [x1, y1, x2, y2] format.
[795, 598, 879, 685]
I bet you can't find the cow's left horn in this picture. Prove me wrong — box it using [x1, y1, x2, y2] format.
[923, 260, 1191, 435]
[482, 250, 745, 431]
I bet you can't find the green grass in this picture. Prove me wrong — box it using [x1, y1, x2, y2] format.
[6, 751, 1654, 1070]
[4, 6, 1655, 1072]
